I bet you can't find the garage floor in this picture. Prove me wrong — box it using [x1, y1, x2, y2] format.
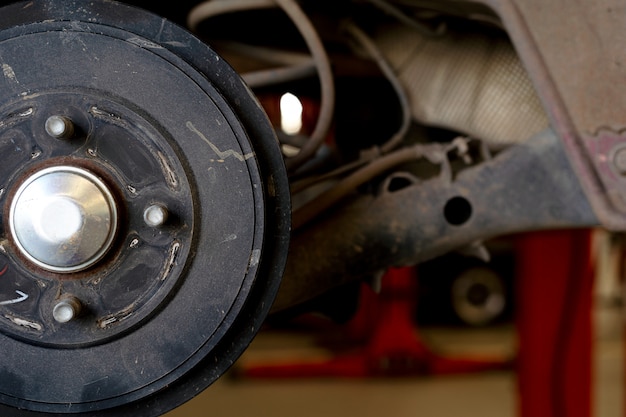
[165, 299, 623, 417]
[165, 231, 624, 417]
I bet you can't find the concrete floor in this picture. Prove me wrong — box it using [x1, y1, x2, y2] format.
[166, 326, 519, 417]
[166, 231, 624, 417]
[164, 302, 622, 417]
[172, 370, 517, 417]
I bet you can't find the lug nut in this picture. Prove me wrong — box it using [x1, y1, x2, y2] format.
[144, 204, 169, 227]
[53, 296, 82, 324]
[45, 115, 74, 139]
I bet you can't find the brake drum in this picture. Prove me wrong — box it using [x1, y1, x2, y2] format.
[0, 1, 290, 415]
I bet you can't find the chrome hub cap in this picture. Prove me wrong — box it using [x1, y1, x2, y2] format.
[9, 166, 118, 273]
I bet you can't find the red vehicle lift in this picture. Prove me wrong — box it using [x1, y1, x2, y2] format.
[241, 229, 595, 417]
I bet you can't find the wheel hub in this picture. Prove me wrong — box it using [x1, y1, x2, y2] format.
[10, 166, 118, 273]
[0, 1, 290, 416]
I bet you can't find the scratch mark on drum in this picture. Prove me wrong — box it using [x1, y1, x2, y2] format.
[0, 290, 28, 306]
[186, 121, 254, 162]
[2, 64, 19, 85]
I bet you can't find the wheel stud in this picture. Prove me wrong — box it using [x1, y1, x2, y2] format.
[53, 296, 82, 323]
[144, 204, 169, 227]
[45, 115, 75, 139]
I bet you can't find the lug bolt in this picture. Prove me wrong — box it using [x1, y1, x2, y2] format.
[144, 204, 169, 227]
[53, 296, 82, 324]
[615, 147, 626, 176]
[45, 115, 75, 139]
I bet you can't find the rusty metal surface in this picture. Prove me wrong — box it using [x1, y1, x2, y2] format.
[273, 129, 598, 312]
[480, 0, 626, 229]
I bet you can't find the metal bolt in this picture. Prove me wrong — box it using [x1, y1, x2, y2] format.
[614, 147, 626, 175]
[45, 115, 74, 139]
[53, 297, 82, 323]
[144, 204, 169, 227]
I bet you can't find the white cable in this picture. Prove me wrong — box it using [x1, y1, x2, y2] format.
[187, 0, 336, 174]
[187, 0, 276, 32]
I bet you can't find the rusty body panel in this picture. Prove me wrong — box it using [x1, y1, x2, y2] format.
[482, 0, 626, 228]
